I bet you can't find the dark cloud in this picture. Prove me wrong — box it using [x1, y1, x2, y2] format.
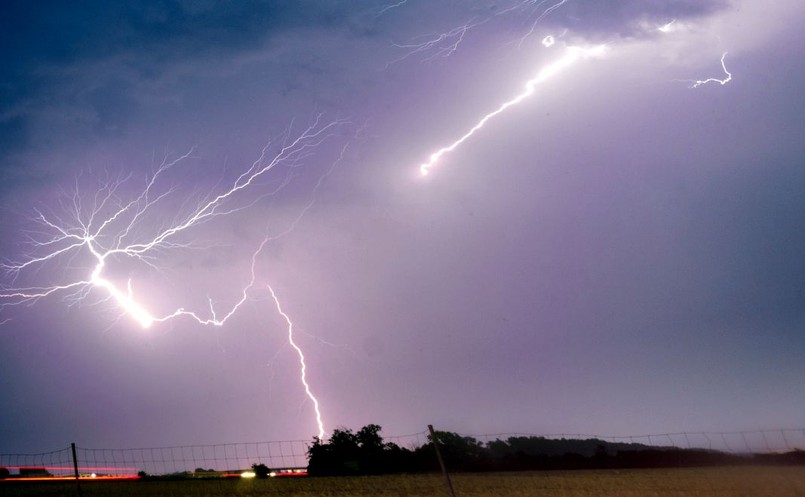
[0, 115, 27, 158]
[700, 158, 805, 325]
[88, 79, 140, 136]
[0, 1, 379, 186]
[1, 1, 368, 69]
[550, 0, 730, 36]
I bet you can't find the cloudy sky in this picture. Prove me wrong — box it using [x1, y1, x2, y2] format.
[2, 0, 805, 454]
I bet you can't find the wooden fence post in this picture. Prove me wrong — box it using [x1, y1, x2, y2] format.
[428, 425, 457, 497]
[71, 443, 82, 497]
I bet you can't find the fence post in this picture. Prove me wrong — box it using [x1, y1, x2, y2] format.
[428, 425, 457, 497]
[71, 443, 82, 497]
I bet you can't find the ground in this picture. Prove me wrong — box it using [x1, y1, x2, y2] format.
[2, 467, 804, 496]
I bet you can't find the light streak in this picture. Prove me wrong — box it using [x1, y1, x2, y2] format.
[686, 52, 732, 88]
[418, 43, 607, 176]
[269, 285, 325, 440]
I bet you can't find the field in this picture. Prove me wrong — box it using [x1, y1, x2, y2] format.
[3, 467, 805, 496]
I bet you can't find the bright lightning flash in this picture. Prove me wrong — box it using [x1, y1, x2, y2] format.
[419, 43, 607, 176]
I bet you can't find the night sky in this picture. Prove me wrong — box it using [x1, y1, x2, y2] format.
[2, 1, 805, 453]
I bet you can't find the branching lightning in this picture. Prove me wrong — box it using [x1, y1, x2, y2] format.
[419, 43, 607, 176]
[386, 20, 483, 68]
[1, 115, 346, 436]
[1, 116, 343, 324]
[386, 0, 572, 67]
[501, 0, 570, 46]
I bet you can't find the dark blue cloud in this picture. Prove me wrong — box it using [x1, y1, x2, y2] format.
[0, 115, 27, 157]
[702, 158, 805, 325]
[0, 1, 379, 187]
[0, 1, 365, 69]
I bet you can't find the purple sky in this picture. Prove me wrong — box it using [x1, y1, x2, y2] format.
[2, 1, 805, 453]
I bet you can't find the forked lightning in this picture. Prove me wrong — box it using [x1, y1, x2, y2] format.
[1, 116, 345, 437]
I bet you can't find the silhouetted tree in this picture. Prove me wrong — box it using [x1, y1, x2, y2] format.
[307, 428, 360, 476]
[357, 424, 383, 452]
[425, 430, 487, 471]
[310, 426, 805, 475]
[251, 463, 270, 479]
[308, 424, 416, 476]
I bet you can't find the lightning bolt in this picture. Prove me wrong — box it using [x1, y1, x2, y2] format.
[419, 43, 607, 176]
[687, 52, 732, 88]
[1, 115, 346, 437]
[268, 285, 325, 439]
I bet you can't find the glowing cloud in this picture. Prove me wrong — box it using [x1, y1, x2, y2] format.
[657, 19, 678, 33]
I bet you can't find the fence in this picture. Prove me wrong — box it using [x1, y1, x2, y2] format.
[0, 440, 314, 479]
[2, 428, 804, 479]
[470, 428, 805, 455]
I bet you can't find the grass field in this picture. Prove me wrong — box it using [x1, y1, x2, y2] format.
[3, 466, 804, 496]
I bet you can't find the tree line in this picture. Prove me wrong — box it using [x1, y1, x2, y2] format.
[306, 424, 805, 476]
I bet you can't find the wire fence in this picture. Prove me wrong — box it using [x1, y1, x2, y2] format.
[1, 428, 803, 479]
[0, 447, 75, 478]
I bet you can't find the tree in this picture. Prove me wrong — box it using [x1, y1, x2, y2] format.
[251, 463, 270, 479]
[307, 429, 360, 476]
[308, 424, 415, 476]
[426, 430, 486, 471]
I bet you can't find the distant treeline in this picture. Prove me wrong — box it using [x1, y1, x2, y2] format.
[307, 424, 805, 476]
